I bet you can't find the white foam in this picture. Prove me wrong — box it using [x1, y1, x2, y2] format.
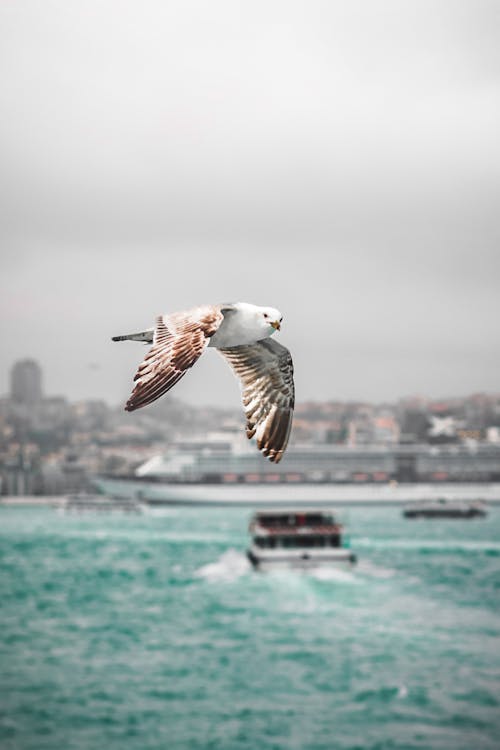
[195, 549, 250, 583]
[397, 684, 408, 699]
[309, 566, 359, 584]
[356, 560, 397, 579]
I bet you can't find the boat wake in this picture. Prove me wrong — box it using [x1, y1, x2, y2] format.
[195, 550, 361, 584]
[195, 549, 251, 583]
[308, 560, 397, 583]
[308, 566, 359, 583]
[196, 549, 400, 585]
[355, 559, 397, 578]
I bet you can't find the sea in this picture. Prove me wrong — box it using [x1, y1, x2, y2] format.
[1, 503, 499, 750]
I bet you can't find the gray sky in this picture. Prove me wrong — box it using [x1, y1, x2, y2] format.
[1, 0, 499, 407]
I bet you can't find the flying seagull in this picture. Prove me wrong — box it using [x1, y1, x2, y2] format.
[112, 302, 295, 463]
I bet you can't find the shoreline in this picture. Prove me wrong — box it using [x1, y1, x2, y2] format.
[0, 496, 64, 507]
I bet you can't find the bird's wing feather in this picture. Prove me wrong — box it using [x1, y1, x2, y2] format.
[218, 339, 294, 463]
[125, 306, 224, 411]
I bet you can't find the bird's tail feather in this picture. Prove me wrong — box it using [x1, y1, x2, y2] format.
[112, 328, 154, 343]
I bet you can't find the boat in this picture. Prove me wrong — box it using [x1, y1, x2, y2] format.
[403, 498, 487, 519]
[61, 493, 142, 513]
[93, 474, 500, 507]
[246, 509, 357, 570]
[92, 433, 500, 507]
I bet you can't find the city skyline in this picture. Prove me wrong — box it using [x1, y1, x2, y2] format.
[2, 356, 499, 410]
[1, 1, 499, 407]
[2, 354, 499, 499]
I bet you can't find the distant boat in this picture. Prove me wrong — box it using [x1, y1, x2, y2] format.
[62, 493, 142, 514]
[247, 509, 357, 570]
[403, 499, 487, 519]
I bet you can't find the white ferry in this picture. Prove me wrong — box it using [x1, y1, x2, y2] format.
[247, 509, 357, 570]
[93, 433, 500, 507]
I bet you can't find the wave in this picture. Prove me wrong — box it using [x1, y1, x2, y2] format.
[16, 528, 239, 545]
[354, 538, 500, 553]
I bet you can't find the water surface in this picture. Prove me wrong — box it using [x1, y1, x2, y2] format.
[1, 505, 499, 749]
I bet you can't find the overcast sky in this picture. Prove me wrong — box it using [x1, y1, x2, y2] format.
[0, 0, 499, 408]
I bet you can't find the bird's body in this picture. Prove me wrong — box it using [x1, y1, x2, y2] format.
[112, 302, 294, 462]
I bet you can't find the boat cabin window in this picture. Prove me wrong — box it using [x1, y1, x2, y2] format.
[254, 534, 341, 549]
[254, 512, 335, 529]
[255, 537, 278, 548]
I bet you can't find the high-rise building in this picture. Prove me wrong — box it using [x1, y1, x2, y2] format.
[10, 359, 43, 406]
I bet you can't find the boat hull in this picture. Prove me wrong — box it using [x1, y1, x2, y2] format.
[94, 477, 500, 506]
[247, 546, 356, 570]
[403, 507, 486, 519]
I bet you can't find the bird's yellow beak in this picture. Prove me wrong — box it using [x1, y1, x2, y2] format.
[271, 320, 281, 331]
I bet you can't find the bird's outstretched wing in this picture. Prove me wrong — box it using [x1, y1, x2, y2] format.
[218, 339, 294, 463]
[125, 306, 224, 411]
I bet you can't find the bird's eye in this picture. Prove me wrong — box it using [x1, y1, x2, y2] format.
[263, 313, 269, 318]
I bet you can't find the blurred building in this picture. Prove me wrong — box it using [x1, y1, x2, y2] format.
[1, 358, 500, 495]
[10, 359, 43, 406]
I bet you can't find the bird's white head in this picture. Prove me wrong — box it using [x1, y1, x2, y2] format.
[260, 305, 283, 333]
[234, 302, 283, 338]
[231, 302, 283, 341]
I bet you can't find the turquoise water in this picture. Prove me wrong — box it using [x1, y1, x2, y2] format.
[1, 505, 499, 750]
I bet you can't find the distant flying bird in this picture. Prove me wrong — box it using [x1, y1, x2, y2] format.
[112, 302, 295, 462]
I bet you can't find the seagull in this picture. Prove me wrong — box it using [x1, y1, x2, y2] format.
[112, 302, 295, 462]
